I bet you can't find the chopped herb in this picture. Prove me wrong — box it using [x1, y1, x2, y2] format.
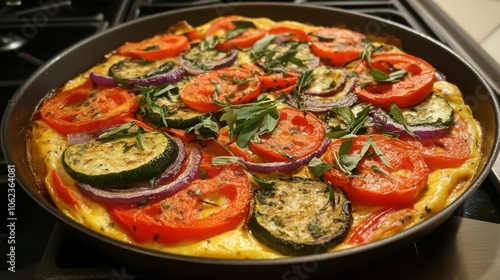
[291, 69, 314, 110]
[308, 157, 334, 177]
[137, 197, 153, 208]
[211, 155, 242, 166]
[138, 83, 179, 127]
[216, 95, 281, 148]
[359, 38, 375, 64]
[185, 116, 220, 140]
[325, 105, 372, 138]
[371, 165, 393, 180]
[200, 36, 220, 51]
[226, 20, 257, 40]
[370, 68, 408, 83]
[308, 218, 329, 238]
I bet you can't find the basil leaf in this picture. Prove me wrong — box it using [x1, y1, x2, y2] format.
[211, 156, 241, 166]
[370, 68, 408, 83]
[308, 157, 334, 178]
[389, 103, 419, 139]
[236, 120, 260, 148]
[251, 34, 277, 58]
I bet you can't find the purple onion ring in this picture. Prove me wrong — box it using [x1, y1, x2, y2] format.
[239, 137, 331, 173]
[371, 108, 449, 139]
[178, 49, 238, 75]
[90, 66, 186, 87]
[76, 148, 201, 205]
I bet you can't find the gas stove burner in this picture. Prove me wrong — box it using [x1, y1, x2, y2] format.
[0, 33, 26, 52]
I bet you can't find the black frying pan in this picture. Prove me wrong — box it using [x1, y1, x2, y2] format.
[2, 3, 499, 279]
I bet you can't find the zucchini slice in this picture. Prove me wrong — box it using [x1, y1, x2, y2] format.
[249, 177, 352, 256]
[402, 93, 454, 127]
[139, 92, 209, 128]
[63, 131, 178, 188]
[109, 58, 174, 80]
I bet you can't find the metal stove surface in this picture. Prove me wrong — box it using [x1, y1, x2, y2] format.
[1, 1, 500, 279]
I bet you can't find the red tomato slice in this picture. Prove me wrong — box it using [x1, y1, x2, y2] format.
[107, 159, 251, 244]
[249, 107, 326, 162]
[206, 16, 265, 51]
[117, 34, 190, 60]
[346, 207, 413, 245]
[180, 67, 261, 112]
[322, 134, 429, 207]
[49, 169, 85, 209]
[39, 80, 138, 134]
[217, 127, 255, 162]
[258, 72, 298, 93]
[308, 27, 367, 66]
[356, 53, 436, 109]
[267, 25, 308, 41]
[399, 119, 472, 170]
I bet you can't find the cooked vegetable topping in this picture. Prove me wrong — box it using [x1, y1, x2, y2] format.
[249, 177, 352, 256]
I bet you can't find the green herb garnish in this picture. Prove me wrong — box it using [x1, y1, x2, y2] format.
[389, 103, 419, 139]
[370, 68, 408, 83]
[226, 20, 257, 40]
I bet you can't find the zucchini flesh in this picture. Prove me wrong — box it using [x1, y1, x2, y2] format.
[109, 58, 174, 80]
[304, 65, 345, 93]
[63, 132, 178, 188]
[139, 92, 208, 128]
[183, 45, 231, 68]
[403, 93, 454, 127]
[249, 177, 352, 256]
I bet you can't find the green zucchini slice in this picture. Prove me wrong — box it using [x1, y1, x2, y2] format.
[139, 91, 209, 129]
[403, 93, 454, 127]
[63, 131, 178, 188]
[109, 58, 174, 80]
[249, 177, 352, 256]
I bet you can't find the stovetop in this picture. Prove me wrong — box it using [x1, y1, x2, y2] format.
[1, 1, 500, 279]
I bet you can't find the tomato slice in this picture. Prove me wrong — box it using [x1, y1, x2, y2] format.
[346, 207, 413, 245]
[117, 34, 189, 60]
[107, 159, 251, 244]
[267, 25, 308, 41]
[39, 80, 138, 134]
[399, 119, 472, 170]
[180, 67, 261, 112]
[322, 134, 429, 207]
[356, 53, 436, 109]
[308, 27, 367, 66]
[206, 16, 265, 51]
[217, 127, 255, 162]
[258, 72, 298, 93]
[249, 107, 325, 162]
[49, 169, 85, 210]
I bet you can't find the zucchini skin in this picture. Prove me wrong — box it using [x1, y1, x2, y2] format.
[109, 59, 174, 80]
[249, 177, 352, 256]
[403, 93, 454, 127]
[62, 132, 179, 188]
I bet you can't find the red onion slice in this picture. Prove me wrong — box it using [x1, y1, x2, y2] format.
[239, 138, 331, 173]
[178, 49, 238, 75]
[287, 77, 358, 113]
[89, 66, 186, 87]
[76, 148, 201, 205]
[371, 108, 449, 139]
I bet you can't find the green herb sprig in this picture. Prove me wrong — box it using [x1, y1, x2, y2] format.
[97, 121, 146, 151]
[214, 95, 281, 148]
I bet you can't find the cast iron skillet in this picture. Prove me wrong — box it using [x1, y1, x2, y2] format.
[2, 3, 499, 279]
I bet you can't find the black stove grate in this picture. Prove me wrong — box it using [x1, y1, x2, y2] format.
[1, 1, 499, 279]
